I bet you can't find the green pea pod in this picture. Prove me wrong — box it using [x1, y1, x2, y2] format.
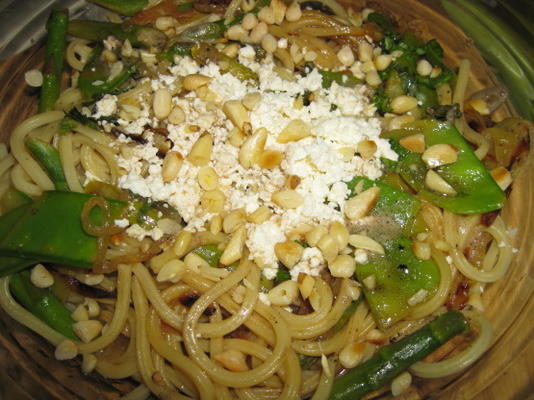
[191, 43, 258, 82]
[88, 0, 148, 16]
[329, 310, 470, 400]
[0, 191, 126, 274]
[78, 43, 136, 100]
[26, 138, 69, 192]
[9, 270, 77, 340]
[193, 244, 222, 267]
[39, 9, 69, 113]
[382, 120, 505, 214]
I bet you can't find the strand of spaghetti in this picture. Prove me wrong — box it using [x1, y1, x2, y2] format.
[310, 357, 335, 400]
[410, 310, 492, 378]
[301, 370, 321, 397]
[96, 357, 138, 379]
[181, 271, 276, 344]
[9, 111, 63, 190]
[73, 124, 117, 149]
[183, 261, 288, 388]
[132, 277, 189, 400]
[452, 217, 512, 282]
[80, 144, 113, 183]
[57, 132, 84, 192]
[120, 384, 151, 400]
[0, 178, 11, 199]
[453, 59, 470, 107]
[72, 135, 119, 184]
[276, 278, 333, 338]
[292, 304, 375, 356]
[79, 264, 132, 353]
[10, 163, 42, 196]
[0, 277, 66, 346]
[283, 278, 352, 339]
[147, 309, 215, 400]
[409, 249, 453, 319]
[112, 309, 137, 364]
[163, 365, 198, 399]
[209, 308, 234, 400]
[278, 349, 302, 400]
[0, 154, 14, 178]
[196, 264, 259, 338]
[132, 263, 184, 330]
[55, 88, 83, 112]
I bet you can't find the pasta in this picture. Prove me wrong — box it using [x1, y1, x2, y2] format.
[0, 1, 531, 399]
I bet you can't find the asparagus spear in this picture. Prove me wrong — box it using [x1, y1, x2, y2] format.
[26, 138, 69, 192]
[39, 9, 69, 113]
[329, 310, 470, 400]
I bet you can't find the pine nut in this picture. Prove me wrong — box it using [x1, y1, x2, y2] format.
[258, 150, 283, 169]
[399, 133, 425, 153]
[422, 144, 458, 168]
[271, 0, 287, 24]
[277, 119, 311, 143]
[72, 305, 89, 322]
[268, 280, 298, 306]
[305, 226, 328, 247]
[430, 66, 442, 78]
[357, 139, 377, 159]
[73, 320, 103, 343]
[360, 60, 376, 73]
[329, 221, 349, 250]
[173, 230, 192, 258]
[188, 134, 213, 166]
[407, 288, 428, 306]
[261, 33, 278, 53]
[55, 340, 78, 360]
[286, 174, 301, 190]
[358, 42, 374, 62]
[168, 105, 186, 124]
[222, 43, 240, 58]
[389, 114, 416, 131]
[223, 100, 250, 130]
[226, 24, 247, 41]
[220, 226, 246, 265]
[275, 240, 304, 268]
[249, 21, 268, 43]
[229, 126, 246, 147]
[157, 259, 187, 283]
[155, 16, 176, 31]
[223, 209, 246, 233]
[162, 151, 184, 182]
[24, 69, 43, 87]
[417, 59, 432, 76]
[366, 329, 387, 344]
[239, 128, 267, 168]
[214, 349, 249, 372]
[468, 99, 490, 115]
[362, 274, 376, 290]
[391, 372, 412, 396]
[258, 6, 275, 24]
[337, 45, 355, 67]
[184, 252, 210, 271]
[242, 92, 262, 110]
[197, 166, 219, 191]
[365, 70, 382, 87]
[242, 13, 258, 30]
[150, 248, 176, 273]
[210, 214, 223, 235]
[182, 74, 212, 91]
[490, 166, 512, 190]
[248, 206, 272, 224]
[339, 342, 367, 368]
[361, 8, 374, 20]
[272, 189, 304, 209]
[348, 234, 385, 254]
[298, 274, 315, 299]
[201, 190, 226, 213]
[374, 54, 392, 71]
[329, 254, 356, 277]
[425, 170, 457, 195]
[290, 43, 303, 64]
[85, 299, 100, 318]
[304, 50, 317, 62]
[317, 234, 339, 262]
[344, 186, 380, 221]
[285, 1, 302, 21]
[30, 264, 54, 288]
[391, 95, 418, 114]
[82, 354, 98, 374]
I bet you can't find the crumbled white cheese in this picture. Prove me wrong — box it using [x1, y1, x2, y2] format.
[354, 249, 369, 264]
[246, 221, 286, 279]
[290, 247, 325, 281]
[92, 94, 118, 119]
[258, 292, 271, 305]
[126, 224, 164, 241]
[114, 218, 129, 228]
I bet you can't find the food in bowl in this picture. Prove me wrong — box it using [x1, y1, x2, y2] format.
[0, 0, 531, 399]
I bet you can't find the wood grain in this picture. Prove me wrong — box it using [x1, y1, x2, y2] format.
[0, 1, 532, 399]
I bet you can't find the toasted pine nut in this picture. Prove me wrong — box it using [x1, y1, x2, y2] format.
[168, 105, 186, 124]
[490, 166, 512, 190]
[239, 128, 267, 168]
[249, 21, 268, 43]
[344, 186, 380, 221]
[258, 6, 275, 24]
[389, 115, 415, 131]
[286, 174, 301, 190]
[391, 372, 412, 396]
[305, 225, 328, 247]
[399, 133, 425, 153]
[271, 0, 287, 24]
[391, 95, 418, 114]
[357, 139, 377, 159]
[223, 209, 246, 234]
[188, 134, 213, 166]
[162, 151, 184, 182]
[285, 2, 302, 21]
[422, 144, 458, 168]
[358, 42, 374, 62]
[242, 13, 258, 30]
[329, 254, 356, 277]
[220, 227, 246, 265]
[261, 33, 278, 53]
[72, 305, 89, 322]
[157, 259, 187, 283]
[173, 230, 192, 258]
[155, 16, 176, 31]
[268, 280, 298, 306]
[417, 59, 432, 76]
[374, 54, 392, 71]
[55, 340, 79, 360]
[298, 274, 315, 299]
[337, 45, 355, 67]
[277, 119, 311, 143]
[362, 274, 376, 290]
[247, 206, 272, 224]
[468, 99, 490, 115]
[242, 92, 261, 111]
[214, 349, 249, 372]
[317, 234, 339, 262]
[201, 189, 226, 213]
[275, 240, 304, 268]
[197, 166, 219, 191]
[329, 221, 349, 249]
[407, 288, 428, 306]
[365, 70, 382, 87]
[210, 214, 223, 235]
[182, 74, 212, 91]
[30, 264, 54, 288]
[348, 234, 385, 254]
[81, 353, 98, 374]
[73, 320, 103, 343]
[412, 241, 431, 260]
[258, 150, 283, 169]
[425, 170, 457, 195]
[272, 189, 304, 209]
[226, 24, 247, 41]
[339, 342, 367, 369]
[223, 100, 250, 130]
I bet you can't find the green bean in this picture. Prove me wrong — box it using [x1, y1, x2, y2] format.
[26, 138, 69, 192]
